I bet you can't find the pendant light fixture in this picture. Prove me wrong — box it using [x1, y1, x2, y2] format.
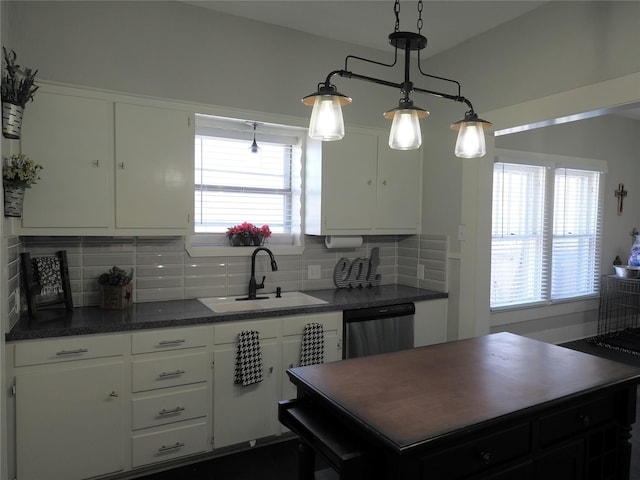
[248, 121, 261, 155]
[302, 0, 491, 158]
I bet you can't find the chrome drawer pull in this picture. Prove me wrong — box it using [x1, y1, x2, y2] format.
[109, 391, 119, 398]
[158, 406, 185, 415]
[158, 442, 184, 452]
[56, 348, 89, 356]
[158, 369, 186, 378]
[158, 339, 186, 346]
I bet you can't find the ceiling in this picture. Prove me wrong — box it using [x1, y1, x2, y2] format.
[183, 1, 547, 57]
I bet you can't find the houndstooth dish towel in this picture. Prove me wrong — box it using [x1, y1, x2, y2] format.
[234, 330, 264, 386]
[300, 322, 325, 367]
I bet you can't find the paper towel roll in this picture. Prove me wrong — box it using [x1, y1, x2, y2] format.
[325, 235, 363, 249]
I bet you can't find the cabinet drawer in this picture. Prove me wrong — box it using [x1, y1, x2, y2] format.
[422, 423, 531, 480]
[14, 334, 126, 366]
[132, 421, 208, 468]
[214, 319, 280, 345]
[282, 312, 340, 336]
[132, 326, 210, 354]
[132, 386, 208, 430]
[132, 352, 208, 392]
[539, 395, 615, 447]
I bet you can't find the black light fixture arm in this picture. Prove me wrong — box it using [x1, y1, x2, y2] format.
[319, 68, 477, 115]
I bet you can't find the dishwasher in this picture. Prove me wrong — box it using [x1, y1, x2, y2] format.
[343, 302, 415, 359]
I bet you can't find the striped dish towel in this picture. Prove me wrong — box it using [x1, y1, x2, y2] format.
[300, 322, 325, 367]
[234, 330, 264, 386]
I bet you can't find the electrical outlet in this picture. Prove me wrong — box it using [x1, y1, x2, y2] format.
[308, 265, 322, 280]
[417, 263, 425, 280]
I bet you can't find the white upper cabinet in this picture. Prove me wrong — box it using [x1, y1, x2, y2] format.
[16, 84, 194, 235]
[114, 103, 193, 230]
[21, 91, 111, 228]
[305, 131, 422, 235]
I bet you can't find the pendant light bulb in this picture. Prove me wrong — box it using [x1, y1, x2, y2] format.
[384, 101, 429, 151]
[302, 84, 351, 141]
[308, 95, 345, 141]
[451, 113, 492, 159]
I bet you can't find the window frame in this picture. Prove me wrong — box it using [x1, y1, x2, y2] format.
[187, 113, 306, 257]
[490, 149, 606, 312]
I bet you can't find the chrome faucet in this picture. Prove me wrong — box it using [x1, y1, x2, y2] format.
[238, 247, 278, 301]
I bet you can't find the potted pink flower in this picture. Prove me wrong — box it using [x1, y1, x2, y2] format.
[226, 222, 271, 246]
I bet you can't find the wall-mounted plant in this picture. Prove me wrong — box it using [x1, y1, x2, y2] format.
[1, 47, 39, 139]
[2, 153, 43, 217]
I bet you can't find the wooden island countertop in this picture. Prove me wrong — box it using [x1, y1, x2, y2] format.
[281, 332, 640, 480]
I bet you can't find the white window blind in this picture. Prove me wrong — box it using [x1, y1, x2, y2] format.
[491, 158, 603, 310]
[193, 115, 302, 246]
[491, 163, 548, 308]
[551, 168, 602, 300]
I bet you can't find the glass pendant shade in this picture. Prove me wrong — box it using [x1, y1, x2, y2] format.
[249, 138, 260, 155]
[453, 121, 486, 158]
[388, 109, 423, 150]
[308, 95, 346, 141]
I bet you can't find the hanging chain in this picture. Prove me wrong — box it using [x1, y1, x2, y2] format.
[394, 0, 400, 32]
[417, 0, 423, 34]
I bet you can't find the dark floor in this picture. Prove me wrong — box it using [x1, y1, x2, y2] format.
[139, 338, 640, 480]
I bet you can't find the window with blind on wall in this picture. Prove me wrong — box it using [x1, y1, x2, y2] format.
[192, 114, 303, 247]
[490, 151, 605, 310]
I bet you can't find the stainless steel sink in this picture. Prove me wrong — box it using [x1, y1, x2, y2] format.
[198, 291, 327, 313]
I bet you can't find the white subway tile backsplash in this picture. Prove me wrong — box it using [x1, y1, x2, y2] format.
[7, 234, 447, 311]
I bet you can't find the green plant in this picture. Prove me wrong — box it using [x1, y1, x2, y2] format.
[3, 153, 42, 187]
[98, 266, 134, 286]
[1, 48, 38, 107]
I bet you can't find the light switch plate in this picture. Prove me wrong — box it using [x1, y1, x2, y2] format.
[308, 265, 322, 279]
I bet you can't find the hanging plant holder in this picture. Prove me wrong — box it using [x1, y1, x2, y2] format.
[3, 183, 25, 217]
[2, 102, 24, 139]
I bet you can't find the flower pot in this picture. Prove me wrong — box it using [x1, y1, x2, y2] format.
[252, 234, 265, 246]
[100, 284, 132, 310]
[2, 102, 24, 139]
[3, 183, 25, 217]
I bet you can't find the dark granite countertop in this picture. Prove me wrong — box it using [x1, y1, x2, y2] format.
[5, 284, 447, 341]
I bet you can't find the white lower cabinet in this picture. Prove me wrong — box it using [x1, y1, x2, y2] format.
[11, 335, 127, 480]
[130, 327, 211, 468]
[8, 304, 446, 479]
[212, 319, 281, 449]
[132, 421, 209, 468]
[414, 299, 448, 347]
[281, 312, 342, 401]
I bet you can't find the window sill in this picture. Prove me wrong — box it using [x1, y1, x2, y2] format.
[186, 245, 305, 258]
[491, 297, 599, 327]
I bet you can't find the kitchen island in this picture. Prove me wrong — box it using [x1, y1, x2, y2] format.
[280, 332, 640, 480]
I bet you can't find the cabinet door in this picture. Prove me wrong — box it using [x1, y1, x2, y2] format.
[212, 340, 281, 448]
[15, 362, 125, 480]
[21, 91, 111, 227]
[375, 137, 421, 231]
[414, 299, 448, 347]
[322, 132, 377, 230]
[114, 103, 193, 229]
[281, 330, 339, 401]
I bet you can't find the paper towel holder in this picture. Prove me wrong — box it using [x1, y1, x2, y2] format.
[325, 235, 363, 249]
